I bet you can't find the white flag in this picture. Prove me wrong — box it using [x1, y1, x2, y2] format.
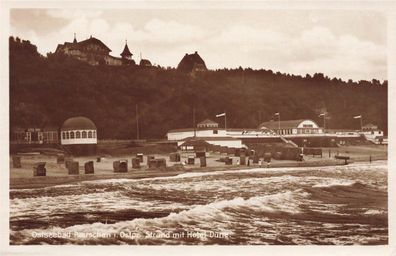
[319, 113, 325, 117]
[353, 115, 362, 119]
[216, 113, 226, 117]
[274, 112, 279, 116]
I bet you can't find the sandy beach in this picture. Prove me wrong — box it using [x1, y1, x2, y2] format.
[9, 145, 387, 189]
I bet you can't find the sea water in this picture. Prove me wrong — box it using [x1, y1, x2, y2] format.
[10, 161, 388, 245]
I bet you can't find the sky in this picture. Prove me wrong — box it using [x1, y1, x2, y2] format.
[10, 9, 387, 81]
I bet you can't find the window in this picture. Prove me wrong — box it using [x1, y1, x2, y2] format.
[93, 131, 96, 138]
[70, 131, 75, 139]
[82, 131, 87, 138]
[88, 131, 92, 138]
[76, 131, 81, 138]
[66, 132, 69, 139]
[213, 130, 218, 134]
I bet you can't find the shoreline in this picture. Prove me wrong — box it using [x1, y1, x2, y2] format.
[9, 157, 386, 190]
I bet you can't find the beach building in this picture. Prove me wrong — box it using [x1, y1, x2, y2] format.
[42, 127, 59, 144]
[178, 136, 245, 149]
[197, 119, 219, 129]
[10, 127, 58, 145]
[166, 117, 369, 148]
[167, 128, 228, 141]
[167, 118, 246, 148]
[360, 123, 385, 144]
[258, 119, 323, 135]
[60, 116, 97, 155]
[55, 35, 135, 66]
[362, 123, 379, 131]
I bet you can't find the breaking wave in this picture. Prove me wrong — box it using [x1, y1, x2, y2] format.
[10, 161, 388, 245]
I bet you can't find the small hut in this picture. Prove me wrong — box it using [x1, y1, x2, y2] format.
[179, 139, 211, 152]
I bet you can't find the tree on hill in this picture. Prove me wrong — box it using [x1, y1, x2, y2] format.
[9, 36, 388, 139]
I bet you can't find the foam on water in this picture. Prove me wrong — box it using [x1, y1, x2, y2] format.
[9, 161, 388, 245]
[12, 190, 310, 244]
[10, 191, 189, 220]
[312, 179, 356, 188]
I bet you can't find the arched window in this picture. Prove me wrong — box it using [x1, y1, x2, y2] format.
[62, 132, 66, 140]
[93, 131, 96, 138]
[82, 131, 87, 138]
[88, 131, 93, 138]
[70, 131, 75, 139]
[76, 131, 81, 138]
[66, 132, 69, 139]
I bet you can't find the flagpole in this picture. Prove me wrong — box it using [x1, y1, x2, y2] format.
[360, 116, 363, 131]
[278, 113, 280, 134]
[135, 104, 139, 140]
[225, 112, 227, 131]
[193, 106, 196, 137]
[323, 113, 326, 132]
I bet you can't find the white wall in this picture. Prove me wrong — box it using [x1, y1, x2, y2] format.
[362, 130, 383, 140]
[177, 139, 244, 148]
[206, 140, 244, 148]
[167, 129, 227, 141]
[61, 137, 97, 145]
[61, 129, 97, 145]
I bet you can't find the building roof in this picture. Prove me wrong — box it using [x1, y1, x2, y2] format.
[177, 51, 207, 73]
[168, 128, 195, 133]
[120, 42, 132, 57]
[168, 127, 226, 133]
[61, 116, 96, 131]
[140, 59, 152, 66]
[187, 136, 240, 141]
[56, 36, 111, 53]
[362, 123, 378, 128]
[197, 119, 218, 126]
[78, 37, 112, 52]
[259, 119, 313, 130]
[179, 139, 211, 147]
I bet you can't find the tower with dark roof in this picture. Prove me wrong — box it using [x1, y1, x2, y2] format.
[73, 33, 77, 44]
[120, 40, 133, 60]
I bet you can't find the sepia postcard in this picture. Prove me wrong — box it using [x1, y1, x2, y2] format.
[1, 1, 395, 256]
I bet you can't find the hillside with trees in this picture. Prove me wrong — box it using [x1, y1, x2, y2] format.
[9, 36, 388, 139]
